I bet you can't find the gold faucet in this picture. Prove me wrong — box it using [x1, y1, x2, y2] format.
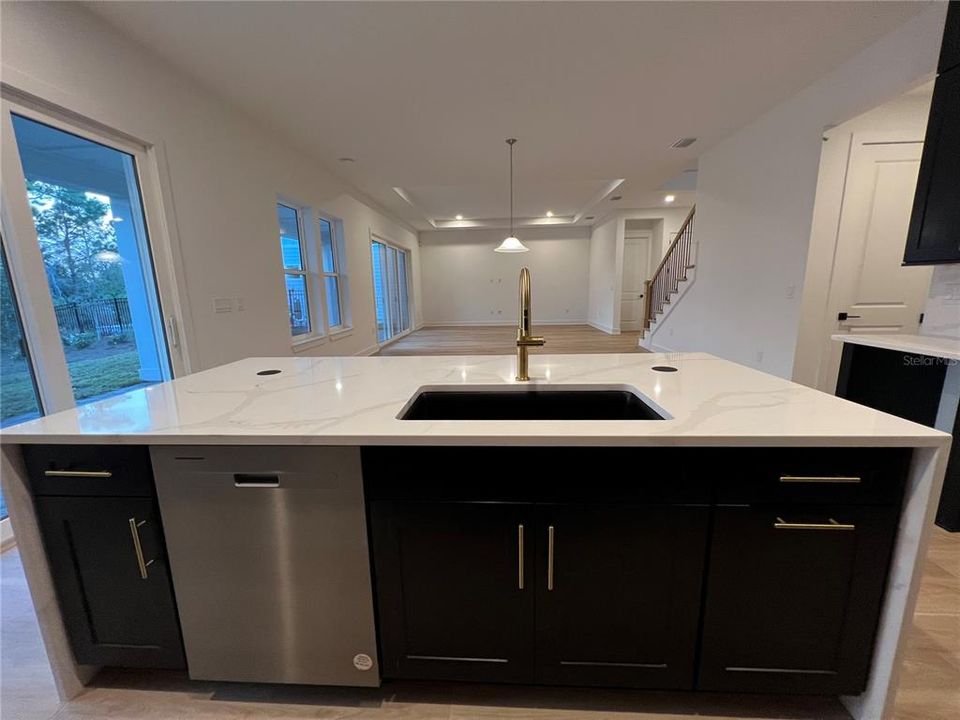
[516, 267, 545, 381]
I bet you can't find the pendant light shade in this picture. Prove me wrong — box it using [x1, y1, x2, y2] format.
[495, 236, 528, 253]
[495, 138, 529, 253]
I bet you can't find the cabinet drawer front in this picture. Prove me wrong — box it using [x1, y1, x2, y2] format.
[698, 505, 898, 694]
[24, 445, 154, 497]
[710, 448, 909, 505]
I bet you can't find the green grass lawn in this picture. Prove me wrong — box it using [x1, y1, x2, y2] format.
[1, 347, 142, 423]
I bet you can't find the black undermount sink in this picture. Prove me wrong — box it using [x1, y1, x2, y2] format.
[399, 387, 666, 421]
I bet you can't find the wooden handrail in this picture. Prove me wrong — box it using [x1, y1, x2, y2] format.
[649, 205, 695, 284]
[643, 205, 695, 331]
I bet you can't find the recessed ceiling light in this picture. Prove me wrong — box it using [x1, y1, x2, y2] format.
[338, 157, 356, 163]
[455, 214, 463, 220]
[545, 210, 554, 218]
[664, 194, 676, 203]
[610, 195, 622, 202]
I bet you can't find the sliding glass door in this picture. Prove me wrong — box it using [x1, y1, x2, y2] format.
[371, 239, 411, 343]
[1, 97, 181, 427]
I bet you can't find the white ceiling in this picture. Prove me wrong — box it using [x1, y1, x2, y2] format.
[86, 1, 925, 230]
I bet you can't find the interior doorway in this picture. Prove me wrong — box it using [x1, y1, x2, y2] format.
[792, 83, 936, 392]
[620, 230, 652, 332]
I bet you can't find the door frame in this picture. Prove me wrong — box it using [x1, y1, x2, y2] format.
[1, 84, 194, 379]
[794, 130, 929, 392]
[0, 91, 193, 399]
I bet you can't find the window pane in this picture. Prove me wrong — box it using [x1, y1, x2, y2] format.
[324, 276, 341, 328]
[277, 204, 304, 271]
[1, 245, 42, 430]
[371, 242, 387, 342]
[285, 274, 311, 336]
[11, 114, 171, 407]
[319, 219, 335, 273]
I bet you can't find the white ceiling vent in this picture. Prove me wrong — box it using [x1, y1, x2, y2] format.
[670, 137, 697, 148]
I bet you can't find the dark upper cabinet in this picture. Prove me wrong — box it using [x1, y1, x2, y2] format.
[939, 1, 960, 74]
[534, 504, 708, 690]
[369, 500, 536, 683]
[904, 65, 960, 265]
[698, 505, 899, 694]
[35, 495, 184, 668]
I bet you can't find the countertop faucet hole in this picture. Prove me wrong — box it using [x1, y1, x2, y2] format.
[651, 366, 678, 373]
[257, 369, 282, 376]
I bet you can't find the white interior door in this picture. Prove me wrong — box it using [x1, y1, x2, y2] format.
[620, 233, 651, 331]
[818, 136, 934, 391]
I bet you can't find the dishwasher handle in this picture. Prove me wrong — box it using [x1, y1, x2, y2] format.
[233, 473, 281, 488]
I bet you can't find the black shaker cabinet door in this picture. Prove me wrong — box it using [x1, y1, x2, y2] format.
[698, 506, 898, 694]
[534, 504, 709, 690]
[35, 496, 184, 668]
[938, 1, 960, 74]
[904, 68, 960, 265]
[369, 501, 535, 683]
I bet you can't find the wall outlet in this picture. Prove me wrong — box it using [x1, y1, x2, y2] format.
[213, 297, 233, 313]
[786, 284, 796, 299]
[756, 349, 764, 364]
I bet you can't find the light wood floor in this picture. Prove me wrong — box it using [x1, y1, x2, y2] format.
[2, 528, 956, 720]
[377, 324, 647, 356]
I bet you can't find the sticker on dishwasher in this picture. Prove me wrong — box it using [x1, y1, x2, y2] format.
[353, 653, 373, 671]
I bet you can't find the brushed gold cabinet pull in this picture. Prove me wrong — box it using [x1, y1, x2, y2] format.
[517, 524, 524, 590]
[128, 518, 154, 579]
[779, 475, 861, 484]
[774, 517, 855, 531]
[44, 470, 113, 478]
[547, 525, 555, 591]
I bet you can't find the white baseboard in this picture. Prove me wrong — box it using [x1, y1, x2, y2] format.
[353, 344, 380, 356]
[588, 320, 620, 335]
[422, 319, 588, 327]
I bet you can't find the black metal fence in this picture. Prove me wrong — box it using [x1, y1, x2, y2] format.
[287, 288, 310, 333]
[54, 297, 132, 337]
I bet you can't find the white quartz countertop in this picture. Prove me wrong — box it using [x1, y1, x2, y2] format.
[0, 353, 950, 447]
[832, 333, 960, 361]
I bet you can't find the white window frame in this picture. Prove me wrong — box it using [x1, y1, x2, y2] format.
[1, 94, 188, 403]
[277, 201, 320, 343]
[316, 212, 350, 336]
[370, 233, 413, 347]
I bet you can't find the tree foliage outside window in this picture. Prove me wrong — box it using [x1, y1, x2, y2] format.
[26, 180, 125, 303]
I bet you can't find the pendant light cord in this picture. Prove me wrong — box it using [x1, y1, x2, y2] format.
[507, 138, 517, 237]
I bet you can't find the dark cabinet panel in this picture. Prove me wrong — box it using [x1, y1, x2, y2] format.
[698, 506, 898, 694]
[35, 496, 184, 668]
[369, 501, 535, 683]
[939, 1, 960, 74]
[904, 68, 960, 265]
[534, 505, 708, 689]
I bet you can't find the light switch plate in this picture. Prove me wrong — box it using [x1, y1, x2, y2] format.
[213, 297, 233, 313]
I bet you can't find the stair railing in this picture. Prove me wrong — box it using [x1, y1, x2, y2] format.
[643, 205, 695, 331]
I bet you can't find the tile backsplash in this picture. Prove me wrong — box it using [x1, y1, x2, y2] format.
[921, 264, 960, 339]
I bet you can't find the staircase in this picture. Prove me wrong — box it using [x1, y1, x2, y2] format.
[642, 205, 695, 333]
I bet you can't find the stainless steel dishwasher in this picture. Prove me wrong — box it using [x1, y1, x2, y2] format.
[151, 446, 379, 686]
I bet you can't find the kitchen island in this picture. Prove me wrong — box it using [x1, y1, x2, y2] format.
[0, 352, 951, 720]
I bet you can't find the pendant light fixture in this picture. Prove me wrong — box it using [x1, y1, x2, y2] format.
[494, 138, 529, 253]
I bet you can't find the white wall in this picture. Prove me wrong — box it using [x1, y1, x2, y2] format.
[0, 1, 418, 370]
[420, 227, 590, 325]
[922, 265, 960, 340]
[588, 207, 693, 334]
[792, 88, 934, 388]
[650, 4, 946, 378]
[587, 217, 620, 333]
